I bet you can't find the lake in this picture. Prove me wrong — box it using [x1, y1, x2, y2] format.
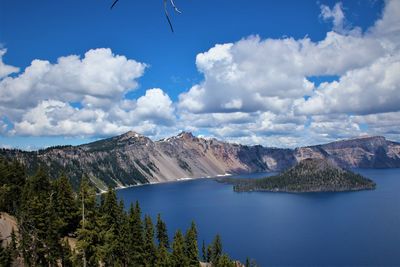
[116, 169, 400, 266]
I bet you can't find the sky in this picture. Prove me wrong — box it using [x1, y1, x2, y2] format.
[0, 0, 399, 150]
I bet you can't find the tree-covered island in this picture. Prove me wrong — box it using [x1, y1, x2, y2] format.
[219, 158, 376, 193]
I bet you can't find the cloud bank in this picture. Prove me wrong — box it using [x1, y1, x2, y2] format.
[0, 0, 399, 147]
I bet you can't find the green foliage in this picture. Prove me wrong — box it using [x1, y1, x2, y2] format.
[75, 175, 99, 267]
[202, 240, 207, 262]
[214, 254, 236, 267]
[0, 162, 240, 266]
[143, 215, 156, 266]
[128, 201, 145, 266]
[210, 234, 223, 264]
[0, 157, 26, 215]
[222, 158, 376, 193]
[171, 230, 187, 267]
[53, 173, 79, 236]
[185, 221, 199, 266]
[156, 213, 169, 249]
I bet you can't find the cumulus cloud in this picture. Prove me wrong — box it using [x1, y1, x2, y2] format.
[177, 0, 400, 145]
[0, 49, 177, 138]
[0, 49, 19, 79]
[1, 1, 400, 147]
[320, 2, 346, 33]
[11, 87, 176, 137]
[0, 48, 146, 114]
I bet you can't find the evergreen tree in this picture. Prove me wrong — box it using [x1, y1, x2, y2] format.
[156, 213, 169, 249]
[245, 257, 250, 267]
[155, 244, 171, 267]
[206, 244, 212, 263]
[75, 175, 99, 267]
[59, 239, 74, 267]
[53, 173, 79, 236]
[19, 166, 53, 266]
[171, 230, 187, 267]
[210, 234, 223, 264]
[201, 240, 206, 262]
[128, 201, 144, 266]
[185, 221, 199, 266]
[214, 254, 235, 267]
[143, 215, 156, 266]
[97, 187, 125, 266]
[0, 157, 26, 215]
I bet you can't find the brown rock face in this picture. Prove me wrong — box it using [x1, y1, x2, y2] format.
[0, 133, 399, 191]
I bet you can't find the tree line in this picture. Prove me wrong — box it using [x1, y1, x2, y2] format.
[0, 157, 245, 266]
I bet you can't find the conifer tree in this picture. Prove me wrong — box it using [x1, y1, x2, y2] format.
[53, 173, 79, 236]
[155, 243, 171, 267]
[215, 254, 235, 267]
[185, 221, 199, 266]
[201, 240, 206, 262]
[171, 230, 187, 267]
[143, 215, 156, 266]
[0, 158, 26, 215]
[128, 201, 144, 266]
[156, 213, 169, 249]
[97, 187, 125, 266]
[19, 166, 52, 266]
[75, 175, 99, 267]
[210, 234, 223, 264]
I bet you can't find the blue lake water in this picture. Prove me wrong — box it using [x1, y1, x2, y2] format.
[116, 169, 400, 266]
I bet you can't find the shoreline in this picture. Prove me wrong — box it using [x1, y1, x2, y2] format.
[100, 172, 234, 194]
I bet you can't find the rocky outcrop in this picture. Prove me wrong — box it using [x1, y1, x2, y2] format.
[0, 133, 399, 191]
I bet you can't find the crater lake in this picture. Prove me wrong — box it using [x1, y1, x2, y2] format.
[116, 169, 400, 266]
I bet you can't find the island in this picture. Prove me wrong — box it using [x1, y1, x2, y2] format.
[219, 158, 376, 193]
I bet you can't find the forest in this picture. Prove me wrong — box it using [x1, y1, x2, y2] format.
[0, 157, 247, 267]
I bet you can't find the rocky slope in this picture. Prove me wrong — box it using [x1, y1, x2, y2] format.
[0, 132, 399, 191]
[220, 158, 376, 193]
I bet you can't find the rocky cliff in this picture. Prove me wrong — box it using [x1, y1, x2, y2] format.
[0, 133, 399, 191]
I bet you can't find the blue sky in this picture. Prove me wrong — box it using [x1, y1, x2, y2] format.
[1, 0, 399, 149]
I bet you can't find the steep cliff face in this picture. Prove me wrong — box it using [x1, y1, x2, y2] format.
[295, 136, 400, 168]
[0, 133, 399, 191]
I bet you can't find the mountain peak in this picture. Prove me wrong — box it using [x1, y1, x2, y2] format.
[177, 131, 195, 139]
[119, 131, 143, 139]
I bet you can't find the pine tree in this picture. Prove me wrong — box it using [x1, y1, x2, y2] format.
[75, 175, 99, 267]
[201, 240, 206, 262]
[210, 234, 223, 264]
[206, 244, 212, 263]
[185, 221, 199, 266]
[97, 187, 125, 266]
[214, 254, 235, 267]
[128, 201, 144, 266]
[245, 257, 250, 267]
[0, 157, 26, 215]
[171, 230, 187, 267]
[156, 213, 169, 249]
[143, 215, 156, 266]
[155, 244, 171, 267]
[19, 166, 52, 266]
[53, 173, 79, 236]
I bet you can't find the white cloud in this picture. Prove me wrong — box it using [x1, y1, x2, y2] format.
[11, 87, 176, 137]
[320, 2, 346, 33]
[0, 49, 19, 79]
[1, 1, 400, 147]
[135, 88, 175, 124]
[0, 48, 146, 114]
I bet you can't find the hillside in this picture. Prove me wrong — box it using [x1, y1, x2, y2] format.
[0, 133, 398, 191]
[222, 158, 376, 193]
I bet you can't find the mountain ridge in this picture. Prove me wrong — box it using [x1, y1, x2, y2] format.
[0, 132, 399, 191]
